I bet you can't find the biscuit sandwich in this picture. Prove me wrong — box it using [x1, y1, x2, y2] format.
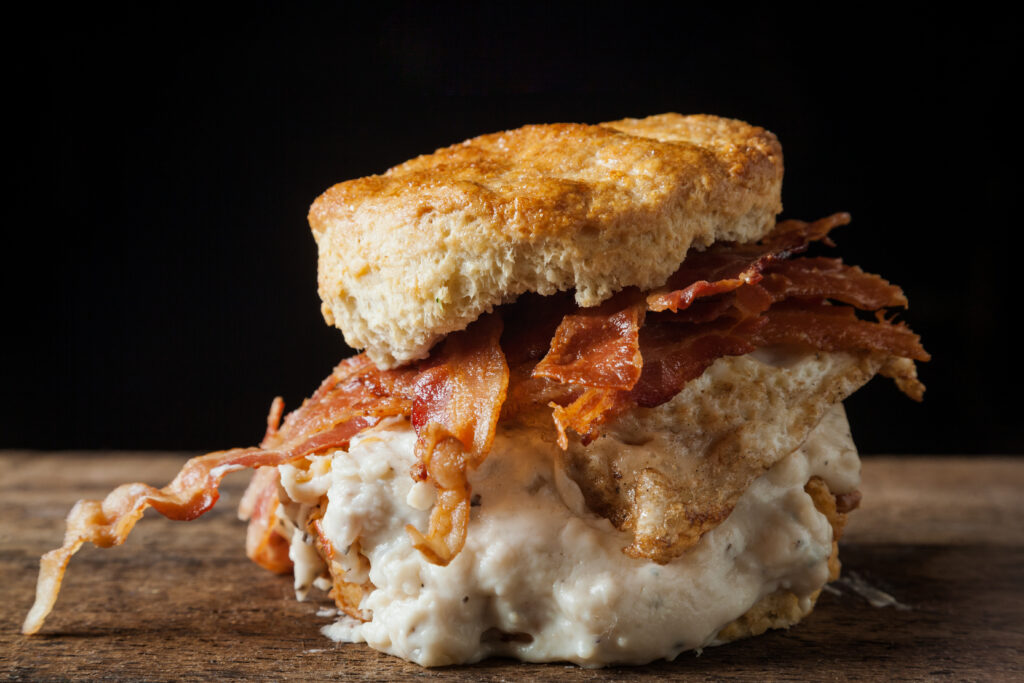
[24, 114, 928, 667]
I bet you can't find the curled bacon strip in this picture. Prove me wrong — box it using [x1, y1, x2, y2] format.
[407, 314, 509, 565]
[24, 444, 278, 635]
[23, 356, 413, 636]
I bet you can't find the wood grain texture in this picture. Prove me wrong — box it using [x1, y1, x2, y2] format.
[2, 453, 1022, 681]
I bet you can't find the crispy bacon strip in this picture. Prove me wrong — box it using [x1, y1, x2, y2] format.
[545, 316, 769, 444]
[652, 282, 774, 326]
[407, 314, 509, 565]
[528, 215, 926, 445]
[500, 293, 581, 419]
[764, 212, 848, 250]
[236, 356, 417, 571]
[533, 288, 646, 390]
[549, 297, 928, 446]
[270, 355, 415, 447]
[647, 213, 850, 313]
[24, 444, 279, 635]
[23, 415, 390, 636]
[753, 305, 930, 363]
[638, 303, 927, 414]
[23, 355, 415, 635]
[546, 245, 926, 443]
[645, 252, 771, 314]
[653, 256, 909, 328]
[762, 258, 909, 310]
[630, 318, 765, 408]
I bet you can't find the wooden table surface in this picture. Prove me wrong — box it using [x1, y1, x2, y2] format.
[1, 453, 1022, 681]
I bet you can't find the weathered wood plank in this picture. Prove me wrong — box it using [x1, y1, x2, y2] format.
[2, 454, 1021, 680]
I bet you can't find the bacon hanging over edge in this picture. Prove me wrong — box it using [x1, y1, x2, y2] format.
[761, 258, 909, 310]
[22, 444, 272, 635]
[646, 213, 850, 313]
[406, 313, 509, 565]
[269, 355, 416, 447]
[235, 356, 418, 572]
[23, 356, 415, 636]
[548, 298, 929, 448]
[753, 304, 930, 362]
[539, 220, 928, 445]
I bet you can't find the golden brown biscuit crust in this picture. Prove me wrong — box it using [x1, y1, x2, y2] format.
[310, 114, 783, 367]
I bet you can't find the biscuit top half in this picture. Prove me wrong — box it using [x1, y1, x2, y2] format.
[309, 113, 783, 368]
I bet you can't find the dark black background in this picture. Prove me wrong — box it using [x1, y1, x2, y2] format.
[5, 4, 1018, 454]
